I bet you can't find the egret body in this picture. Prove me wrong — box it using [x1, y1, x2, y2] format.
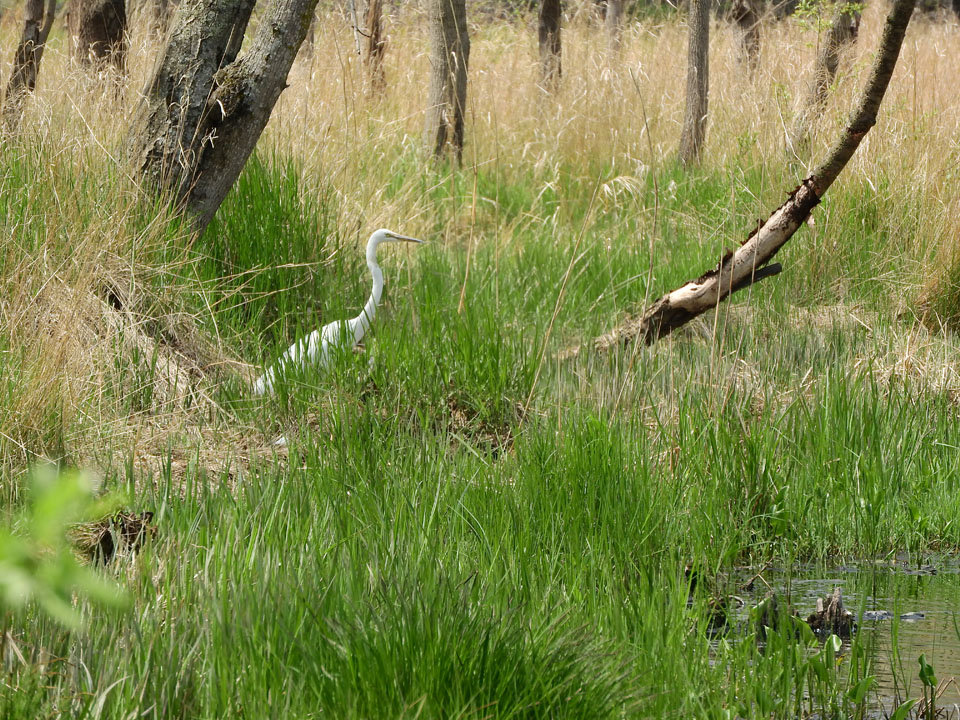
[253, 229, 423, 395]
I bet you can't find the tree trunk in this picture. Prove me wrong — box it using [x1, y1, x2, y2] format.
[538, 0, 561, 89]
[127, 0, 317, 234]
[729, 0, 761, 73]
[954, 0, 960, 19]
[678, 0, 709, 166]
[69, 0, 127, 71]
[424, 0, 470, 163]
[365, 0, 386, 93]
[789, 6, 860, 150]
[2, 0, 57, 133]
[595, 0, 916, 349]
[605, 0, 623, 53]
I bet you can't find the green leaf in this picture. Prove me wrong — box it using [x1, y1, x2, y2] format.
[793, 615, 818, 646]
[918, 654, 938, 688]
[826, 634, 843, 653]
[810, 656, 830, 683]
[890, 698, 919, 720]
[846, 676, 876, 704]
[0, 468, 129, 628]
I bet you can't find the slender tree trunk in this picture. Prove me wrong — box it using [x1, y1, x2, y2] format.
[69, 0, 127, 72]
[127, 0, 317, 234]
[347, 0, 363, 57]
[424, 0, 470, 163]
[678, 0, 709, 166]
[365, 0, 386, 93]
[730, 0, 761, 73]
[595, 0, 916, 349]
[605, 0, 623, 53]
[2, 0, 57, 133]
[789, 6, 860, 150]
[538, 0, 561, 89]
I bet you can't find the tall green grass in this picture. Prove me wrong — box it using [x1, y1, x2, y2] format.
[4, 42, 960, 713]
[5, 145, 959, 716]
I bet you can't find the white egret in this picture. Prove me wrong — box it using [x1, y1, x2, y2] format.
[253, 228, 424, 396]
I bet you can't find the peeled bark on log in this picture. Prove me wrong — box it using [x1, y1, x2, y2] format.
[596, 0, 916, 350]
[2, 0, 57, 133]
[790, 6, 861, 150]
[365, 0, 386, 93]
[424, 0, 470, 163]
[538, 0, 562, 89]
[678, 0, 709, 166]
[730, 0, 761, 73]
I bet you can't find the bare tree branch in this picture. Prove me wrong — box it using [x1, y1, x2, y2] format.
[596, 0, 917, 350]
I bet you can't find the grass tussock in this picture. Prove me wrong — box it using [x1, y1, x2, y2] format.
[3, 4, 960, 718]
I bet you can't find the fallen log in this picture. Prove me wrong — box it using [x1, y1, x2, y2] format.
[596, 0, 917, 351]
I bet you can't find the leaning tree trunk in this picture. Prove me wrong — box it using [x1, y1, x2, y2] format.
[678, 0, 709, 166]
[127, 0, 317, 234]
[789, 6, 861, 150]
[424, 0, 470, 163]
[365, 0, 386, 93]
[2, 0, 57, 133]
[605, 0, 624, 53]
[538, 0, 561, 89]
[729, 0, 761, 73]
[595, 0, 916, 350]
[69, 0, 127, 72]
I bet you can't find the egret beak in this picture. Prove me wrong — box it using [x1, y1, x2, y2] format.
[385, 232, 425, 244]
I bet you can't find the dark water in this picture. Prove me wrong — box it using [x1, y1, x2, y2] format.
[758, 559, 960, 711]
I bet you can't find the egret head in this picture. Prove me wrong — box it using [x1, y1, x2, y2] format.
[370, 228, 424, 246]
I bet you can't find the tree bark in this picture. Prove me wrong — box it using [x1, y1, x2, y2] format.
[678, 0, 709, 166]
[595, 0, 916, 350]
[2, 0, 57, 133]
[729, 0, 761, 74]
[365, 0, 386, 93]
[179, 0, 320, 231]
[424, 0, 470, 163]
[69, 0, 127, 72]
[605, 0, 623, 53]
[789, 6, 860, 150]
[538, 0, 561, 89]
[126, 0, 272, 232]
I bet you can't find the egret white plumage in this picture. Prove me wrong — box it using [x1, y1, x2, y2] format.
[253, 228, 424, 396]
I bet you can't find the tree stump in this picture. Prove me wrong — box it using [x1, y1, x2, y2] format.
[806, 586, 855, 639]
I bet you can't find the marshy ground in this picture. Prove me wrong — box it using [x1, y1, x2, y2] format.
[3, 3, 960, 717]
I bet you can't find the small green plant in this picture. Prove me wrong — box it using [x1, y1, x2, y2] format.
[0, 468, 127, 629]
[918, 654, 938, 720]
[793, 0, 864, 34]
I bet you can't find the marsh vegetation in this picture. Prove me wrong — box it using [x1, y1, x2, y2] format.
[3, 1, 960, 717]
